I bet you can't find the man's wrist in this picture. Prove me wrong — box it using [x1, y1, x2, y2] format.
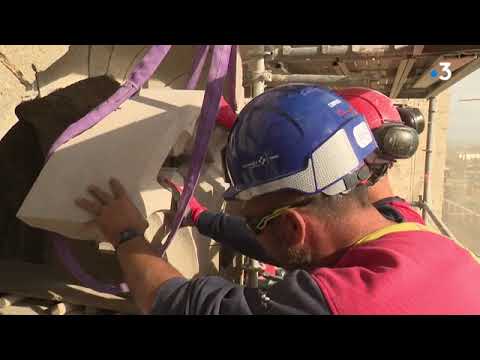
[118, 229, 142, 246]
[115, 232, 148, 253]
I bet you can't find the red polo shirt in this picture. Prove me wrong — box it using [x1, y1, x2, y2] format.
[311, 223, 480, 314]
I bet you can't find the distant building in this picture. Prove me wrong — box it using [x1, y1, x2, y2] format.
[458, 152, 480, 161]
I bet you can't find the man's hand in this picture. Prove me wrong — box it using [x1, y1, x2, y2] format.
[75, 178, 148, 247]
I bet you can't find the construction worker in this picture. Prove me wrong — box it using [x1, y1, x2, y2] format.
[76, 84, 480, 314]
[154, 87, 427, 270]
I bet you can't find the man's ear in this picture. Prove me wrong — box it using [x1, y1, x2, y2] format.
[274, 209, 306, 247]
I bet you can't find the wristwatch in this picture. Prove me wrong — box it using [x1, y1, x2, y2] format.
[116, 229, 142, 249]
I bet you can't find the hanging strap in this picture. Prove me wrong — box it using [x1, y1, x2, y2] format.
[159, 45, 233, 254]
[224, 45, 238, 111]
[186, 45, 210, 90]
[51, 232, 127, 294]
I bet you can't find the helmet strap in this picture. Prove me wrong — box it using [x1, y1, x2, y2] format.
[338, 164, 371, 194]
[367, 161, 395, 185]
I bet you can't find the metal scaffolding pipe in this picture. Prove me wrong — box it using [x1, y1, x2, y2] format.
[269, 74, 349, 84]
[268, 74, 368, 88]
[251, 46, 266, 96]
[421, 202, 457, 241]
[245, 259, 259, 288]
[422, 97, 437, 220]
[280, 45, 323, 57]
[245, 46, 266, 288]
[278, 45, 398, 59]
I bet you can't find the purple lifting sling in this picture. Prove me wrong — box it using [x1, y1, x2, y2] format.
[46, 45, 237, 294]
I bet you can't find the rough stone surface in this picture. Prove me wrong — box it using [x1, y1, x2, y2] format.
[0, 46, 69, 140]
[0, 45, 68, 83]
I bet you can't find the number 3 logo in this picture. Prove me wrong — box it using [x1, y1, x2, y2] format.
[439, 62, 452, 81]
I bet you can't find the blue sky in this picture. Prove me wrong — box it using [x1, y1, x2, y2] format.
[448, 68, 480, 145]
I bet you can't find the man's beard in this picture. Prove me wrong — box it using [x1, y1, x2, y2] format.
[284, 245, 313, 270]
[267, 239, 312, 270]
[260, 230, 312, 270]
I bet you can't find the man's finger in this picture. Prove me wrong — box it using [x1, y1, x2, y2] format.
[88, 185, 113, 205]
[109, 178, 126, 199]
[75, 198, 102, 216]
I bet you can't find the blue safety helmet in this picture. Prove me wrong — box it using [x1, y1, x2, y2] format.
[223, 84, 378, 201]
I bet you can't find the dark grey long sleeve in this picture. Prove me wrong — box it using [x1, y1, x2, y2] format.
[196, 211, 276, 264]
[151, 270, 331, 315]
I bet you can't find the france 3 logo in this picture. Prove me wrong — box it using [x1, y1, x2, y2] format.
[430, 62, 452, 81]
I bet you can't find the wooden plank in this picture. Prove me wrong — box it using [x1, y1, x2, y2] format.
[393, 58, 415, 98]
[0, 261, 139, 314]
[333, 62, 350, 76]
[390, 45, 424, 98]
[390, 59, 408, 97]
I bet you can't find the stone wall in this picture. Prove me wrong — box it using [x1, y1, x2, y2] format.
[0, 46, 69, 139]
[0, 45, 245, 140]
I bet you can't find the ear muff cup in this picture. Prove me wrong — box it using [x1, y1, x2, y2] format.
[397, 106, 425, 134]
[374, 123, 419, 159]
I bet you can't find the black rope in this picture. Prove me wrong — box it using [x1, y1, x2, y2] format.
[31, 64, 41, 98]
[164, 71, 189, 87]
[105, 45, 115, 76]
[87, 45, 92, 78]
